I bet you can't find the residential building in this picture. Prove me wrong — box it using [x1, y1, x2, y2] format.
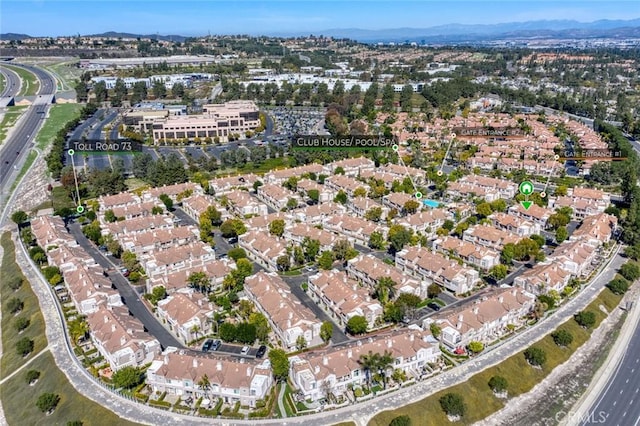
[245, 272, 323, 351]
[513, 260, 572, 295]
[397, 209, 449, 235]
[432, 236, 500, 270]
[324, 215, 387, 247]
[31, 215, 77, 249]
[139, 242, 216, 278]
[256, 183, 299, 211]
[570, 212, 618, 247]
[326, 157, 375, 176]
[156, 291, 215, 343]
[284, 223, 338, 251]
[224, 190, 268, 217]
[238, 231, 287, 271]
[209, 174, 260, 196]
[308, 270, 383, 329]
[347, 254, 426, 298]
[462, 224, 522, 251]
[489, 212, 541, 237]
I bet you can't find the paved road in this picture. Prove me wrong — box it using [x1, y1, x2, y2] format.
[581, 308, 640, 426]
[86, 109, 118, 171]
[66, 221, 184, 349]
[0, 63, 55, 192]
[0, 65, 21, 98]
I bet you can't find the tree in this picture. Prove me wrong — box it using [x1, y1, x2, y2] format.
[7, 297, 24, 314]
[112, 366, 145, 389]
[227, 247, 247, 261]
[269, 349, 290, 382]
[302, 237, 321, 262]
[368, 231, 386, 250]
[488, 376, 508, 394]
[333, 239, 354, 262]
[219, 323, 237, 342]
[476, 202, 493, 218]
[320, 321, 333, 343]
[269, 219, 285, 237]
[236, 322, 257, 344]
[172, 82, 185, 99]
[307, 189, 320, 204]
[81, 221, 102, 245]
[286, 198, 298, 210]
[276, 255, 291, 272]
[197, 373, 211, 399]
[295, 335, 307, 351]
[374, 276, 396, 304]
[524, 346, 546, 366]
[574, 310, 596, 329]
[606, 277, 629, 295]
[220, 219, 246, 238]
[430, 322, 441, 338]
[67, 421, 83, 426]
[334, 190, 347, 205]
[500, 243, 516, 264]
[389, 415, 412, 426]
[188, 271, 210, 293]
[36, 393, 60, 413]
[249, 312, 270, 342]
[489, 264, 508, 281]
[14, 316, 30, 332]
[556, 226, 568, 243]
[439, 393, 466, 417]
[10, 210, 28, 225]
[16, 337, 34, 356]
[346, 315, 368, 335]
[620, 262, 640, 282]
[403, 200, 420, 215]
[467, 341, 484, 354]
[68, 317, 89, 343]
[388, 225, 412, 253]
[358, 351, 379, 388]
[354, 187, 368, 198]
[318, 250, 334, 270]
[158, 194, 174, 211]
[551, 329, 573, 347]
[427, 283, 442, 299]
[365, 207, 383, 222]
[25, 369, 40, 384]
[152, 80, 166, 99]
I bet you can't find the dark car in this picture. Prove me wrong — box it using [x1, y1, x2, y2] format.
[211, 339, 222, 351]
[427, 302, 441, 311]
[256, 345, 267, 358]
[202, 339, 213, 352]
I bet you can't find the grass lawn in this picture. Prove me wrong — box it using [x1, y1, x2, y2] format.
[0, 105, 28, 145]
[125, 177, 150, 192]
[368, 288, 623, 426]
[5, 64, 40, 96]
[35, 103, 83, 150]
[0, 71, 5, 93]
[1, 351, 142, 426]
[44, 61, 82, 91]
[0, 232, 47, 379]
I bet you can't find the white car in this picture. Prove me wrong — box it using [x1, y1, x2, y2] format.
[241, 346, 250, 355]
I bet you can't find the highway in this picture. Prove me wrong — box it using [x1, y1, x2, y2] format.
[0, 65, 21, 98]
[85, 109, 117, 171]
[0, 63, 55, 191]
[581, 312, 640, 426]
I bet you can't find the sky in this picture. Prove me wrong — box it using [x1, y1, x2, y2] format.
[2, 1, 640, 37]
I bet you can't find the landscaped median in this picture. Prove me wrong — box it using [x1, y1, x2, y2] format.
[367, 287, 624, 426]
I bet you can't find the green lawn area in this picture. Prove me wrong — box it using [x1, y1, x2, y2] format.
[44, 61, 82, 91]
[35, 103, 83, 150]
[0, 105, 28, 145]
[1, 351, 143, 426]
[5, 64, 40, 96]
[0, 71, 5, 94]
[1, 232, 47, 379]
[369, 288, 623, 426]
[125, 177, 150, 192]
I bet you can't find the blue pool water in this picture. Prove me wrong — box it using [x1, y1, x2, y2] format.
[423, 199, 441, 208]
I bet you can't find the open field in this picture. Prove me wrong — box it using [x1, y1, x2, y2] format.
[43, 61, 82, 91]
[10, 150, 37, 193]
[0, 232, 47, 379]
[369, 288, 623, 426]
[5, 65, 40, 96]
[35, 103, 82, 150]
[0, 105, 28, 145]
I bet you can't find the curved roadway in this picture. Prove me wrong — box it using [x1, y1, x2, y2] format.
[0, 66, 21, 98]
[0, 63, 56, 189]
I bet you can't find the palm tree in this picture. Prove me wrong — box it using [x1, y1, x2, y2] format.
[374, 277, 396, 304]
[190, 324, 201, 342]
[187, 272, 210, 293]
[376, 350, 395, 389]
[358, 351, 380, 389]
[197, 373, 211, 399]
[68, 317, 89, 344]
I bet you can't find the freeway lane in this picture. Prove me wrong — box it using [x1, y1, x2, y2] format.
[582, 312, 640, 426]
[0, 63, 55, 191]
[85, 109, 117, 171]
[0, 65, 21, 98]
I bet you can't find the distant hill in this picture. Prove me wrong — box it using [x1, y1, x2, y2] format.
[0, 33, 32, 41]
[86, 31, 188, 42]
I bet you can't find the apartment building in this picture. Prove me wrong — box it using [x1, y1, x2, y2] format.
[238, 231, 287, 271]
[139, 242, 216, 278]
[432, 236, 500, 271]
[31, 215, 77, 249]
[291, 202, 347, 224]
[570, 212, 618, 248]
[147, 259, 234, 294]
[152, 101, 261, 143]
[98, 192, 141, 212]
[47, 244, 97, 273]
[146, 350, 273, 407]
[111, 201, 162, 221]
[208, 174, 261, 196]
[549, 239, 597, 278]
[324, 175, 366, 198]
[256, 183, 299, 211]
[324, 215, 387, 247]
[284, 223, 338, 252]
[425, 287, 534, 350]
[308, 270, 383, 330]
[397, 209, 449, 235]
[549, 187, 611, 219]
[156, 291, 215, 343]
[326, 157, 375, 176]
[143, 182, 203, 203]
[395, 246, 479, 295]
[382, 192, 415, 213]
[347, 254, 426, 298]
[462, 224, 522, 251]
[224, 190, 269, 217]
[513, 260, 572, 295]
[103, 215, 174, 238]
[508, 203, 552, 228]
[245, 272, 323, 351]
[489, 212, 541, 237]
[348, 197, 388, 220]
[181, 194, 230, 223]
[64, 263, 123, 314]
[264, 164, 327, 185]
[289, 329, 441, 401]
[118, 226, 200, 256]
[381, 163, 427, 185]
[297, 179, 333, 203]
[87, 306, 161, 371]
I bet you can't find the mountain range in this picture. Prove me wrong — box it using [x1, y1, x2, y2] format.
[2, 18, 640, 43]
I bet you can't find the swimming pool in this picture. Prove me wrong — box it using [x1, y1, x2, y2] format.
[423, 199, 440, 208]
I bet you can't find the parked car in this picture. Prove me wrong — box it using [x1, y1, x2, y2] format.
[202, 339, 213, 352]
[241, 346, 250, 355]
[211, 339, 222, 351]
[255, 345, 267, 358]
[427, 302, 441, 311]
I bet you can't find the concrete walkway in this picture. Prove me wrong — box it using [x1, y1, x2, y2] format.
[9, 228, 628, 426]
[277, 383, 287, 418]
